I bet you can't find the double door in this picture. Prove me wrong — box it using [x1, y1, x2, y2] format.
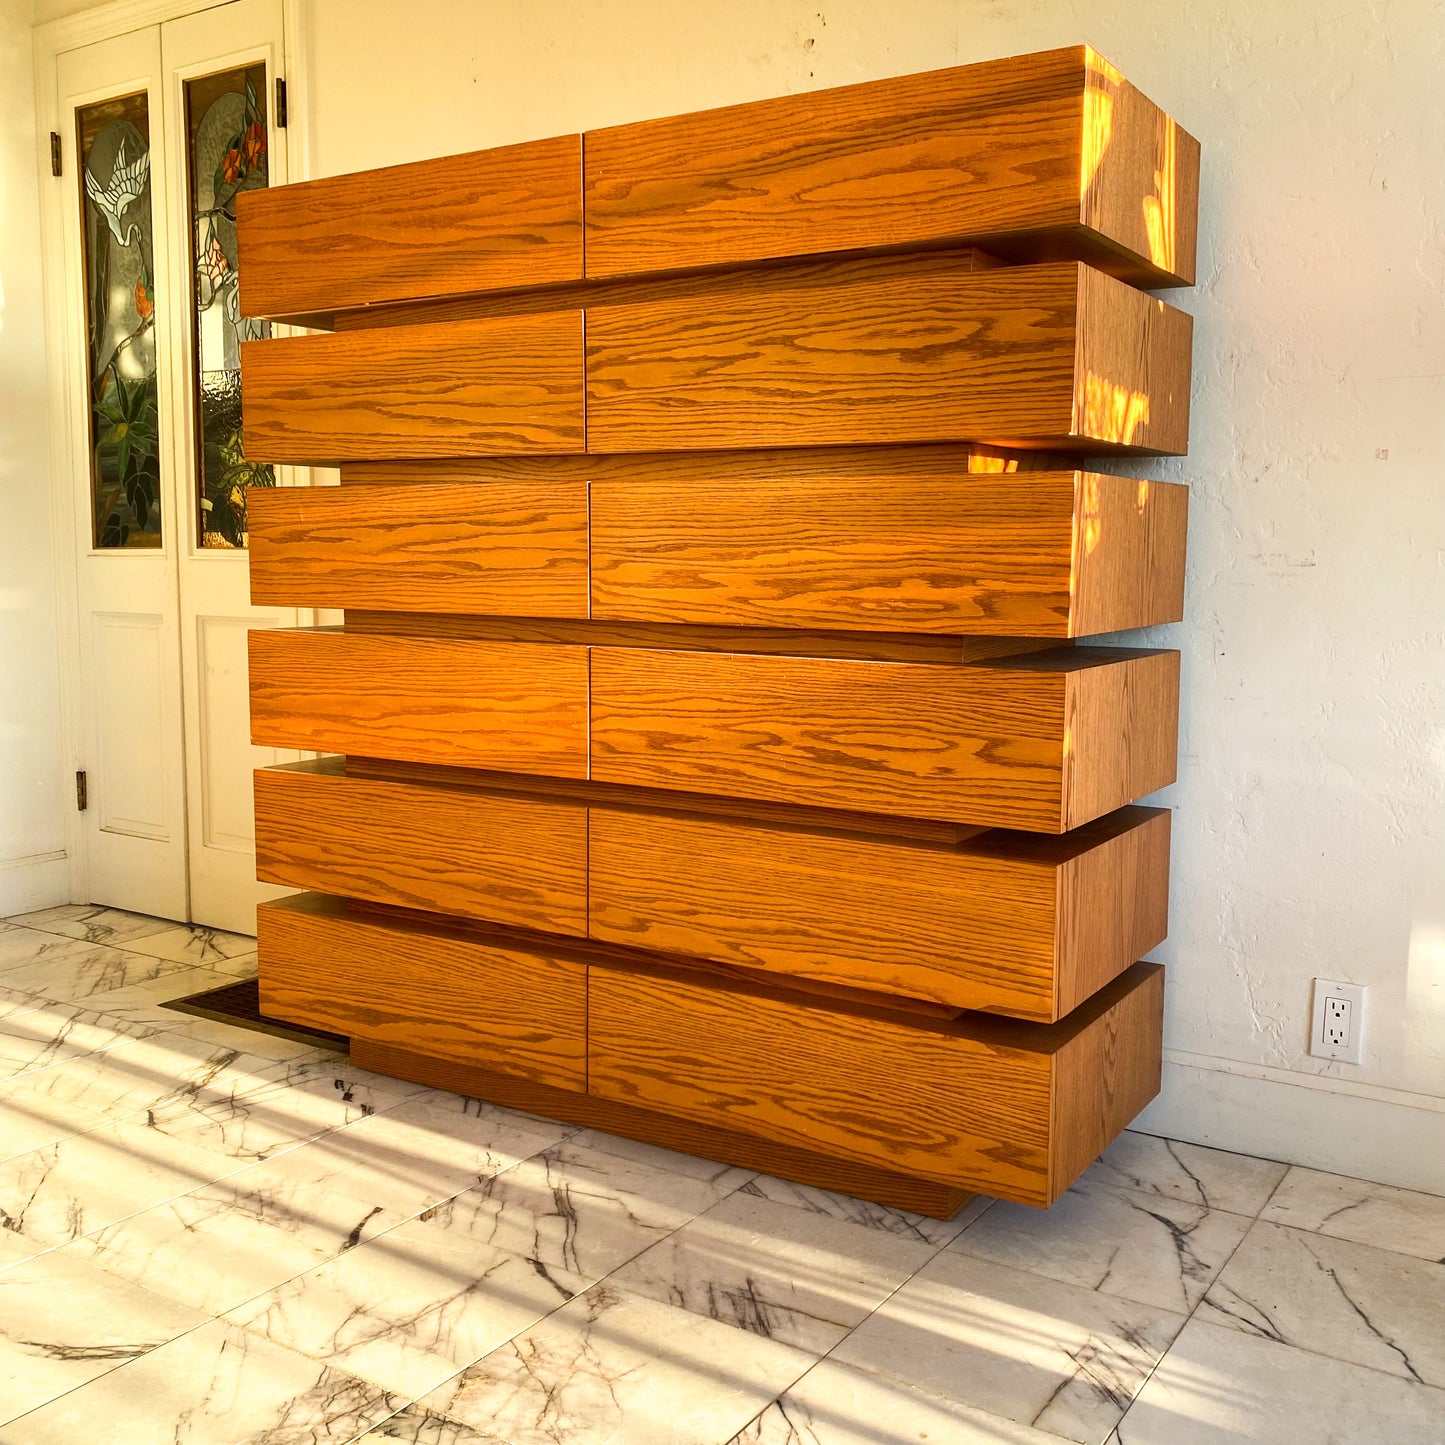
[51, 0, 304, 933]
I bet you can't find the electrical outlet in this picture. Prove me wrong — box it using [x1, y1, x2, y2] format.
[1310, 979, 1366, 1064]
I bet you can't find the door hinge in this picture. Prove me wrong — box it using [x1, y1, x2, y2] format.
[275, 76, 287, 129]
[75, 770, 88, 812]
[50, 132, 62, 177]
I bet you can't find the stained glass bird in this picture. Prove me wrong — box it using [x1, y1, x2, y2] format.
[85, 137, 150, 249]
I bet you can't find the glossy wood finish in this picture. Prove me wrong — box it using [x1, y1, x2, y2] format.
[248, 482, 589, 616]
[248, 628, 587, 777]
[588, 804, 1169, 1020]
[589, 958, 1163, 1206]
[585, 45, 1197, 290]
[254, 759, 587, 934]
[240, 312, 584, 463]
[237, 136, 583, 324]
[585, 260, 1191, 455]
[351, 1042, 974, 1220]
[591, 471, 1186, 637]
[257, 893, 586, 1088]
[589, 645, 1179, 831]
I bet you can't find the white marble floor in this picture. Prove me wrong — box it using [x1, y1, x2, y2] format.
[0, 906, 1442, 1444]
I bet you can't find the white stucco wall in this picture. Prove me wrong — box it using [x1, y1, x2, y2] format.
[299, 0, 1445, 1189]
[0, 0, 67, 913]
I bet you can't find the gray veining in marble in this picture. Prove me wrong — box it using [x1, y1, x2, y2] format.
[950, 1177, 1253, 1313]
[737, 1172, 993, 1246]
[1088, 1131, 1290, 1217]
[1261, 1165, 1445, 1262]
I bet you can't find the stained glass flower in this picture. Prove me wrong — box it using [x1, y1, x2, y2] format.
[202, 235, 229, 283]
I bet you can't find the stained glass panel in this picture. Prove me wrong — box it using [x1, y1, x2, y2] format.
[78, 91, 161, 549]
[185, 64, 274, 549]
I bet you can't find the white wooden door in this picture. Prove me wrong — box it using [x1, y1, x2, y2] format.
[160, 0, 301, 935]
[55, 1, 301, 933]
[58, 27, 190, 922]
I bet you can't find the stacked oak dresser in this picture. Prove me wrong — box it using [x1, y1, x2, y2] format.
[238, 44, 1197, 1217]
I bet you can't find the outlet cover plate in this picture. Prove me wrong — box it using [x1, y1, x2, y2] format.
[1310, 978, 1366, 1064]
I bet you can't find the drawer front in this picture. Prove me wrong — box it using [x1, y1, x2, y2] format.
[590, 472, 1186, 638]
[584, 46, 1197, 288]
[249, 482, 589, 617]
[258, 894, 585, 1088]
[238, 135, 583, 322]
[589, 646, 1175, 831]
[587, 805, 1169, 1021]
[584, 262, 1191, 455]
[241, 312, 584, 463]
[255, 763, 588, 934]
[588, 960, 1163, 1204]
[248, 629, 588, 778]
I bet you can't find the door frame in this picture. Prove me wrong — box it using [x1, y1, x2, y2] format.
[33, 0, 311, 910]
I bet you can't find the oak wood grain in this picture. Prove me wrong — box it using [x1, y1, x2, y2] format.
[584, 45, 1197, 289]
[584, 260, 1190, 455]
[248, 627, 587, 777]
[343, 608, 1053, 666]
[588, 956, 1164, 1205]
[248, 482, 589, 616]
[253, 759, 587, 934]
[257, 892, 586, 1087]
[350, 1042, 974, 1220]
[588, 645, 1178, 831]
[347, 757, 975, 845]
[587, 803, 1169, 1020]
[240, 312, 584, 464]
[590, 470, 1187, 637]
[237, 136, 583, 323]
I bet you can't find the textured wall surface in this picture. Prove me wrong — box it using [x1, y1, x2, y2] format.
[0, 0, 67, 913]
[301, 0, 1445, 1185]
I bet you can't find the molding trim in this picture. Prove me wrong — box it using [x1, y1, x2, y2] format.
[34, 0, 236, 54]
[1138, 1052, 1445, 1196]
[0, 852, 71, 916]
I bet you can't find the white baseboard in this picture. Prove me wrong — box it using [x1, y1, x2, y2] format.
[0, 851, 71, 918]
[1134, 1050, 1445, 1197]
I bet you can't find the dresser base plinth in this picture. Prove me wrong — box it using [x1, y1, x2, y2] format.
[350, 1039, 978, 1221]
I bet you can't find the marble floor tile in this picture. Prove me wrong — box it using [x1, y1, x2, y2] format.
[730, 1357, 1081, 1444]
[566, 1126, 757, 1189]
[1088, 1131, 1289, 1217]
[1260, 1165, 1445, 1261]
[114, 922, 257, 968]
[0, 928, 98, 972]
[1114, 1319, 1445, 1445]
[417, 1133, 751, 1281]
[0, 1029, 307, 1122]
[57, 963, 222, 1011]
[355, 1404, 499, 1443]
[0, 1113, 249, 1249]
[225, 1215, 590, 1399]
[0, 1090, 105, 1166]
[213, 1089, 569, 1221]
[0, 1248, 206, 1426]
[6, 905, 176, 948]
[949, 1177, 1253, 1313]
[0, 998, 176, 1081]
[152, 1012, 332, 1063]
[736, 1172, 994, 1246]
[0, 944, 195, 1010]
[65, 1169, 408, 1315]
[0, 1316, 404, 1444]
[830, 1250, 1186, 1445]
[610, 1188, 937, 1353]
[1197, 1219, 1445, 1384]
[419, 1281, 814, 1445]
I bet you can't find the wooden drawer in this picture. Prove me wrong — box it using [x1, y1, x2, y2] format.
[585, 45, 1197, 289]
[241, 312, 584, 464]
[248, 628, 587, 777]
[588, 958, 1164, 1205]
[238, 136, 583, 325]
[589, 646, 1179, 831]
[257, 893, 585, 1088]
[590, 471, 1186, 637]
[248, 482, 589, 617]
[588, 805, 1169, 1021]
[584, 260, 1191, 455]
[254, 759, 588, 935]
